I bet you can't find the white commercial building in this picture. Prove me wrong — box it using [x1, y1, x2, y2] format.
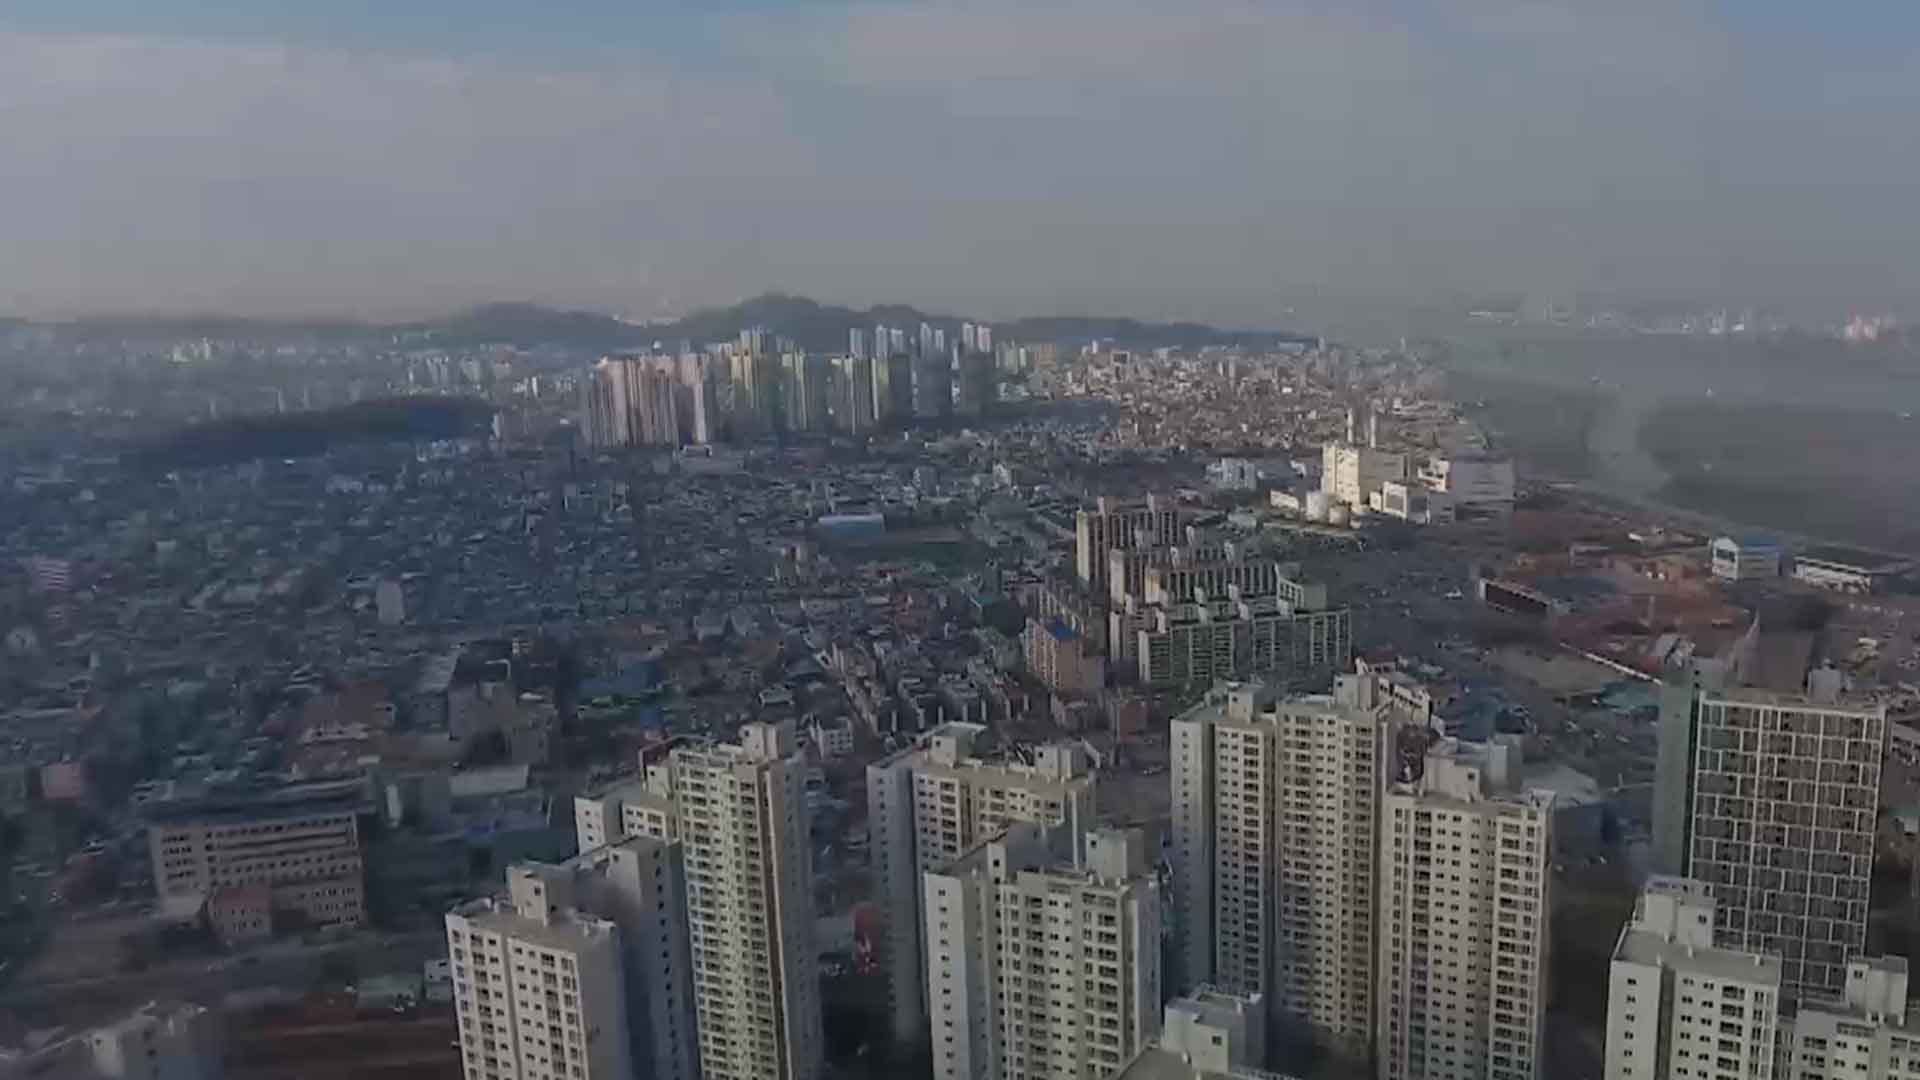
[1417, 453, 1515, 519]
[867, 724, 1095, 1046]
[1372, 480, 1455, 525]
[1170, 676, 1387, 1062]
[568, 722, 822, 1080]
[923, 824, 1161, 1080]
[447, 887, 633, 1080]
[0, 1001, 223, 1080]
[1321, 442, 1408, 510]
[1605, 877, 1783, 1080]
[1789, 548, 1909, 595]
[1377, 738, 1554, 1080]
[1207, 458, 1261, 492]
[1709, 535, 1785, 583]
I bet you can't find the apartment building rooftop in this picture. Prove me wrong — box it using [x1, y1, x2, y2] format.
[1615, 924, 1785, 985]
[1173, 678, 1375, 728]
[1116, 1052, 1303, 1080]
[1703, 685, 1886, 712]
[583, 776, 676, 814]
[872, 721, 1092, 793]
[1391, 735, 1559, 813]
[448, 895, 618, 952]
[145, 781, 367, 825]
[1114, 988, 1296, 1080]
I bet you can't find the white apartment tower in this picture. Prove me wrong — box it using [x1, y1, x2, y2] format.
[1777, 956, 1920, 1080]
[1376, 738, 1554, 1080]
[674, 722, 821, 1080]
[568, 722, 822, 1080]
[500, 839, 698, 1080]
[446, 884, 633, 1080]
[1169, 676, 1387, 1060]
[1606, 876, 1920, 1080]
[1075, 495, 1181, 599]
[868, 724, 1096, 1046]
[923, 824, 1162, 1080]
[1605, 877, 1783, 1080]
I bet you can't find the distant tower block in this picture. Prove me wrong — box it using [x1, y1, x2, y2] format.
[376, 579, 406, 626]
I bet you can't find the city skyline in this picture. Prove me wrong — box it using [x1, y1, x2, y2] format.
[6, 10, 1920, 1070]
[6, 3, 1920, 322]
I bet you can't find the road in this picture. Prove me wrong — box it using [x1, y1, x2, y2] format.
[0, 928, 446, 1026]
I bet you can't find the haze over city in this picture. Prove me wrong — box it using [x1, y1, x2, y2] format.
[5, 1, 1920, 322]
[8, 6, 1920, 1080]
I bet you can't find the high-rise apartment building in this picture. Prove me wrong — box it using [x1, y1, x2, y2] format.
[1170, 676, 1387, 1061]
[1777, 957, 1918, 1080]
[672, 722, 821, 1080]
[1075, 495, 1181, 599]
[1655, 685, 1886, 997]
[1376, 738, 1554, 1080]
[956, 351, 995, 417]
[727, 349, 781, 437]
[582, 354, 691, 448]
[494, 839, 698, 1080]
[148, 782, 367, 937]
[849, 327, 868, 361]
[913, 349, 953, 419]
[868, 725, 1095, 1046]
[1112, 554, 1351, 690]
[635, 360, 681, 446]
[582, 355, 633, 448]
[875, 352, 914, 423]
[575, 724, 820, 1080]
[833, 353, 877, 434]
[780, 352, 831, 433]
[684, 354, 719, 445]
[923, 824, 1161, 1080]
[1605, 877, 1783, 1080]
[447, 879, 633, 1080]
[1605, 876, 1920, 1080]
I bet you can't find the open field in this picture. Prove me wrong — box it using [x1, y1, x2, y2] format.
[1447, 369, 1607, 480]
[1643, 401, 1920, 555]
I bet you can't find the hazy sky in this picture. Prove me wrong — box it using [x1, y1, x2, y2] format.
[3, 2, 1918, 324]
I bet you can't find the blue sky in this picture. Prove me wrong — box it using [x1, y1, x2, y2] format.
[2, 1, 1917, 322]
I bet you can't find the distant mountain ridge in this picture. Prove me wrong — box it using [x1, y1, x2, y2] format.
[631, 293, 1315, 353]
[22, 294, 1314, 352]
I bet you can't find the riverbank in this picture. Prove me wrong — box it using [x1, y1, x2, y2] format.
[1438, 329, 1920, 556]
